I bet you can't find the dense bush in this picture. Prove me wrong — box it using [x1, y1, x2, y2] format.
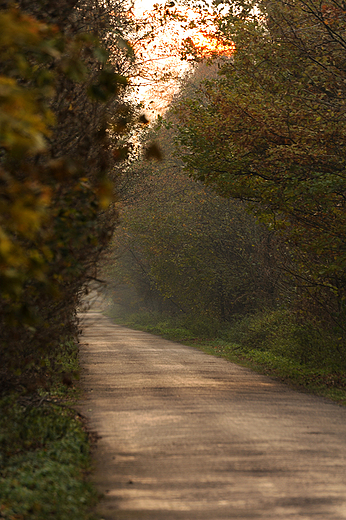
[0, 0, 134, 393]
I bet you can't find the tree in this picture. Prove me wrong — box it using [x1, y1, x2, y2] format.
[175, 0, 346, 327]
[0, 2, 134, 392]
[105, 85, 281, 325]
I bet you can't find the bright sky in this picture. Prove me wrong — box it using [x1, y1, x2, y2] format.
[131, 1, 188, 116]
[131, 0, 234, 117]
[134, 0, 163, 17]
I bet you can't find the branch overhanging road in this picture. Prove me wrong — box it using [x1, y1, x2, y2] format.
[79, 312, 346, 520]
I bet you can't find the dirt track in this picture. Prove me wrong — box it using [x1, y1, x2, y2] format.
[79, 312, 346, 519]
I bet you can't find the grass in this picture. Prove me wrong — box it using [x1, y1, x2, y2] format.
[106, 308, 346, 405]
[0, 340, 99, 520]
[190, 341, 346, 404]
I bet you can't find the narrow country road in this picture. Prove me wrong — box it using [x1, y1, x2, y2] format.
[79, 312, 346, 520]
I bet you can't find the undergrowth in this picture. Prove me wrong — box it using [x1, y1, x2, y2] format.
[106, 307, 346, 405]
[0, 340, 98, 520]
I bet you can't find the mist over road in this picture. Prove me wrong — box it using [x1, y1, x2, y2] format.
[79, 312, 346, 519]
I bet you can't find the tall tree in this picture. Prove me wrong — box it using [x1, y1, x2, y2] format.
[175, 0, 346, 327]
[0, 1, 135, 391]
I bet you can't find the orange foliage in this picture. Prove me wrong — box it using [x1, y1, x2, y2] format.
[190, 31, 235, 57]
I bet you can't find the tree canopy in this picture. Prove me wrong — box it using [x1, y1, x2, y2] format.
[175, 0, 346, 326]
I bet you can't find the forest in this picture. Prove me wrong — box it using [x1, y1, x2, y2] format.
[1, 0, 346, 518]
[106, 0, 346, 387]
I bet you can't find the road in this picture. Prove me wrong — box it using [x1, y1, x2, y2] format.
[79, 312, 346, 520]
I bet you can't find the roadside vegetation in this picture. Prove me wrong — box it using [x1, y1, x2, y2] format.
[0, 1, 194, 516]
[0, 339, 99, 520]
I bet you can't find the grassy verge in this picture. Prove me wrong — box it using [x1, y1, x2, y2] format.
[106, 308, 346, 405]
[0, 340, 98, 520]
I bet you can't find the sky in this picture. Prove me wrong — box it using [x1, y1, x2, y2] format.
[134, 0, 164, 17]
[131, 0, 190, 116]
[130, 0, 234, 116]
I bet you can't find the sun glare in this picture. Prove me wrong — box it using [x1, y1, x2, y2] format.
[130, 2, 235, 115]
[189, 31, 235, 57]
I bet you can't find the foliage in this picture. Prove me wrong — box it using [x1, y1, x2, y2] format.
[0, 1, 134, 392]
[0, 397, 97, 520]
[224, 309, 346, 370]
[0, 334, 98, 520]
[104, 100, 282, 323]
[175, 0, 346, 329]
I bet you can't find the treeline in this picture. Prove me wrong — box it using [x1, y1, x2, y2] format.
[176, 0, 346, 331]
[0, 0, 137, 393]
[105, 0, 346, 369]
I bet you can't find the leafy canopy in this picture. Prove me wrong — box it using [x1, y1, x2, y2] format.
[176, 0, 346, 320]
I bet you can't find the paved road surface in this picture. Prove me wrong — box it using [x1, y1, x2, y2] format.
[79, 312, 346, 519]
